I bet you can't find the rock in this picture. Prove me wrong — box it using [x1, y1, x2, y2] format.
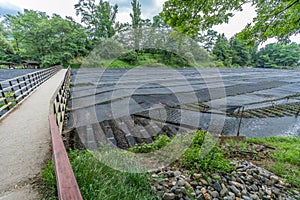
[265, 188, 272, 196]
[174, 189, 182, 195]
[193, 173, 202, 179]
[203, 192, 212, 200]
[178, 179, 186, 186]
[200, 179, 209, 185]
[229, 185, 240, 196]
[152, 174, 159, 178]
[272, 187, 280, 196]
[221, 183, 228, 190]
[270, 175, 279, 183]
[241, 189, 247, 196]
[230, 181, 244, 190]
[157, 185, 164, 191]
[190, 181, 198, 187]
[262, 195, 271, 200]
[220, 189, 228, 197]
[163, 192, 176, 200]
[201, 187, 207, 194]
[250, 194, 259, 200]
[195, 189, 201, 195]
[174, 171, 181, 177]
[242, 196, 252, 200]
[250, 184, 258, 191]
[184, 182, 193, 189]
[209, 190, 219, 198]
[213, 182, 222, 192]
[180, 187, 187, 195]
[166, 170, 175, 177]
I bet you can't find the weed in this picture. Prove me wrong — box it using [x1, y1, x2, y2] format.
[129, 134, 172, 153]
[180, 131, 234, 173]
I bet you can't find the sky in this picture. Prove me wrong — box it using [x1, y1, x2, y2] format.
[0, 0, 299, 44]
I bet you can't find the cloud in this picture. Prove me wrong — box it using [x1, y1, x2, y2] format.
[0, 1, 22, 16]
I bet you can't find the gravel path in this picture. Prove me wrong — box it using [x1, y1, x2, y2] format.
[0, 70, 67, 199]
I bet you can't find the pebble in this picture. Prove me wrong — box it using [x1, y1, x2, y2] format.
[213, 181, 222, 192]
[150, 160, 299, 200]
[163, 192, 176, 200]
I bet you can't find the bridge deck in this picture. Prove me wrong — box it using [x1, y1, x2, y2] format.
[0, 69, 67, 199]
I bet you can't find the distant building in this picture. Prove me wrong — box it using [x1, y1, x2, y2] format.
[0, 62, 15, 69]
[22, 61, 40, 69]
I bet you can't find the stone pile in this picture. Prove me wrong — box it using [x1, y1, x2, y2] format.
[150, 160, 299, 200]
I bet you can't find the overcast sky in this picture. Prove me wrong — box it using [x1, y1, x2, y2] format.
[0, 0, 299, 44]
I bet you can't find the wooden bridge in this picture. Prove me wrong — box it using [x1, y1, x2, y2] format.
[0, 67, 82, 200]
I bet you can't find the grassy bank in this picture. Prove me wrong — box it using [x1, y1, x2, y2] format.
[41, 132, 300, 199]
[42, 150, 158, 200]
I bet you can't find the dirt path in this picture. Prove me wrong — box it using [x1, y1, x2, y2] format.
[0, 69, 67, 199]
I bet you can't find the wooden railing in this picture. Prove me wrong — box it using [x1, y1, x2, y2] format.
[0, 66, 62, 118]
[48, 67, 83, 200]
[50, 67, 71, 133]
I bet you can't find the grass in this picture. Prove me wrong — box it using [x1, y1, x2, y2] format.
[42, 150, 158, 200]
[41, 133, 300, 199]
[223, 136, 300, 190]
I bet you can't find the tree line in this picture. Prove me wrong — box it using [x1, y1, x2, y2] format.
[0, 0, 299, 68]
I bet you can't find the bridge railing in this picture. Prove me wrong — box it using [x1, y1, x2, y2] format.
[0, 66, 62, 118]
[49, 67, 83, 200]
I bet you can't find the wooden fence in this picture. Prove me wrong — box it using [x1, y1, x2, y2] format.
[50, 67, 71, 133]
[49, 67, 83, 200]
[0, 66, 62, 118]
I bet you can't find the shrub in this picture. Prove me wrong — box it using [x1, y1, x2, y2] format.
[119, 51, 138, 64]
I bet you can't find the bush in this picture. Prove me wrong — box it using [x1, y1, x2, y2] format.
[119, 51, 138, 64]
[181, 131, 234, 173]
[96, 39, 124, 59]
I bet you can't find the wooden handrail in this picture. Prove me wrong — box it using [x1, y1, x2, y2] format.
[0, 66, 62, 119]
[49, 115, 83, 200]
[48, 67, 83, 200]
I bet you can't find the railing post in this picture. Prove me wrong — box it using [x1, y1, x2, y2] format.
[0, 84, 8, 107]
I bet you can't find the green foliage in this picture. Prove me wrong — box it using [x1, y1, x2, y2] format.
[181, 131, 234, 173]
[161, 0, 299, 42]
[42, 150, 157, 200]
[5, 10, 89, 67]
[75, 0, 118, 41]
[129, 134, 172, 153]
[119, 51, 138, 64]
[229, 36, 251, 67]
[212, 34, 233, 67]
[238, 0, 300, 43]
[254, 43, 300, 68]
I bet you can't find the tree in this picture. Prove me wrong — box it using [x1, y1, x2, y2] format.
[229, 36, 251, 66]
[161, 0, 299, 42]
[5, 10, 89, 67]
[255, 43, 300, 68]
[212, 34, 232, 66]
[0, 23, 14, 61]
[130, 0, 142, 51]
[199, 29, 219, 52]
[75, 0, 118, 41]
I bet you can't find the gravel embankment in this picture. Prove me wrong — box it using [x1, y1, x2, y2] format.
[150, 160, 299, 200]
